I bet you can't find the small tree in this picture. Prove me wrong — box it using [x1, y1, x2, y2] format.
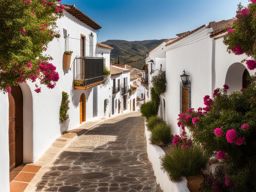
[152, 71, 166, 95]
[0, 0, 64, 92]
[59, 91, 70, 123]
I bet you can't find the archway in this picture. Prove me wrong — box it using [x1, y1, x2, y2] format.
[9, 86, 23, 170]
[80, 94, 86, 123]
[225, 63, 250, 92]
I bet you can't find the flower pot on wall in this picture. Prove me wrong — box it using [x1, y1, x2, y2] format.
[63, 51, 73, 71]
[187, 175, 204, 192]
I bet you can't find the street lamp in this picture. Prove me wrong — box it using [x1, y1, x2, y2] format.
[180, 70, 190, 85]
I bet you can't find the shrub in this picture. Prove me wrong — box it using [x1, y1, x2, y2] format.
[141, 102, 158, 119]
[162, 146, 207, 181]
[151, 87, 160, 109]
[152, 71, 166, 95]
[147, 116, 164, 131]
[151, 122, 171, 146]
[59, 92, 70, 123]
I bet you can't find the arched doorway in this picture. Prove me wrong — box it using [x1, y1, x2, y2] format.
[225, 63, 249, 92]
[80, 94, 86, 123]
[9, 86, 23, 170]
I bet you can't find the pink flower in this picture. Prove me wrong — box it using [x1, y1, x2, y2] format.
[47, 83, 56, 89]
[241, 123, 250, 131]
[213, 88, 220, 97]
[19, 27, 27, 36]
[251, 0, 256, 3]
[172, 135, 181, 146]
[231, 45, 244, 55]
[226, 129, 237, 144]
[35, 87, 41, 93]
[215, 151, 225, 160]
[26, 61, 33, 69]
[177, 121, 183, 128]
[23, 0, 32, 5]
[246, 60, 256, 70]
[227, 27, 235, 34]
[214, 128, 224, 137]
[192, 117, 200, 125]
[235, 137, 245, 146]
[237, 8, 250, 17]
[5, 86, 12, 94]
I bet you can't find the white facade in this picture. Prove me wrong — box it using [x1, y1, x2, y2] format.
[0, 8, 113, 191]
[147, 22, 252, 135]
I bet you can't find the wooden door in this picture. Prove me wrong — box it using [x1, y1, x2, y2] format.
[9, 86, 23, 170]
[182, 86, 190, 113]
[80, 35, 85, 57]
[80, 94, 86, 123]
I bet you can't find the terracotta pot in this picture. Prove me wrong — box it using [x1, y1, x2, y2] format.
[63, 52, 72, 71]
[187, 175, 204, 192]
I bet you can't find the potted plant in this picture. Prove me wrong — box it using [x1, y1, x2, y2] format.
[63, 51, 73, 71]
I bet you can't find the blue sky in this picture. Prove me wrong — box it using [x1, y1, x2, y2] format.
[62, 0, 248, 42]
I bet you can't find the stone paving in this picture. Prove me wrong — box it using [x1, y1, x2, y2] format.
[35, 112, 161, 192]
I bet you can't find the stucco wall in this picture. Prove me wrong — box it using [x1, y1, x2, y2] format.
[165, 28, 213, 134]
[0, 92, 10, 192]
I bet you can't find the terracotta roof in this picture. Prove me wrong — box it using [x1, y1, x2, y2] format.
[64, 5, 101, 30]
[111, 65, 129, 76]
[166, 25, 206, 46]
[130, 68, 143, 81]
[208, 19, 235, 37]
[97, 43, 113, 50]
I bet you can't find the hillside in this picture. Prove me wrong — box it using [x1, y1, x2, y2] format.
[102, 39, 166, 69]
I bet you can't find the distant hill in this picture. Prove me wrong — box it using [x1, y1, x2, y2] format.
[102, 39, 166, 69]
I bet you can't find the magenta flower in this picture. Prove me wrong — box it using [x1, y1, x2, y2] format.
[35, 87, 41, 93]
[213, 88, 220, 97]
[223, 84, 229, 90]
[19, 27, 27, 36]
[172, 135, 181, 146]
[5, 86, 12, 94]
[214, 128, 224, 137]
[226, 129, 237, 144]
[246, 60, 256, 70]
[23, 0, 32, 5]
[238, 8, 250, 17]
[251, 0, 256, 3]
[235, 137, 245, 146]
[27, 61, 33, 69]
[192, 117, 200, 125]
[227, 27, 235, 34]
[215, 151, 225, 160]
[241, 123, 250, 131]
[231, 45, 244, 55]
[224, 176, 232, 187]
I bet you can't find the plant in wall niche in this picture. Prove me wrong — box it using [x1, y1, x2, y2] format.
[0, 0, 63, 93]
[150, 121, 171, 146]
[103, 66, 110, 76]
[152, 71, 166, 95]
[60, 91, 70, 123]
[224, 1, 256, 70]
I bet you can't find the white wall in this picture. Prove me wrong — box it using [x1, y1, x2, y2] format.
[165, 28, 213, 134]
[96, 47, 111, 70]
[0, 92, 10, 192]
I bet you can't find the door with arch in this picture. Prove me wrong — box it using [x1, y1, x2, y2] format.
[9, 86, 23, 170]
[80, 94, 86, 123]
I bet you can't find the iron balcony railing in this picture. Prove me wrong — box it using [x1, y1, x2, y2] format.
[112, 87, 120, 94]
[121, 86, 129, 95]
[74, 57, 104, 87]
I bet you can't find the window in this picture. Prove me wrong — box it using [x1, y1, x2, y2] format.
[80, 35, 86, 57]
[118, 79, 120, 91]
[104, 99, 108, 113]
[63, 29, 69, 51]
[113, 79, 116, 90]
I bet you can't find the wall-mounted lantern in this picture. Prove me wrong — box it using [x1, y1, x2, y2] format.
[180, 70, 190, 85]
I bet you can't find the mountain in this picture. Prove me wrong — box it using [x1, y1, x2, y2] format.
[102, 39, 166, 69]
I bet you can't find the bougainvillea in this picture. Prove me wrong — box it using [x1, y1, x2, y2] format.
[177, 80, 256, 191]
[224, 1, 256, 70]
[0, 0, 64, 92]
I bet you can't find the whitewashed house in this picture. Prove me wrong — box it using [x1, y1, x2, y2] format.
[0, 5, 113, 191]
[163, 19, 251, 134]
[110, 65, 130, 116]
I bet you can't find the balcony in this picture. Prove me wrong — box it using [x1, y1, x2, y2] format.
[112, 87, 120, 95]
[73, 57, 105, 90]
[121, 86, 129, 95]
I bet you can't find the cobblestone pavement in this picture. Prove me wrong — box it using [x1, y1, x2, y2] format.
[36, 112, 162, 192]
